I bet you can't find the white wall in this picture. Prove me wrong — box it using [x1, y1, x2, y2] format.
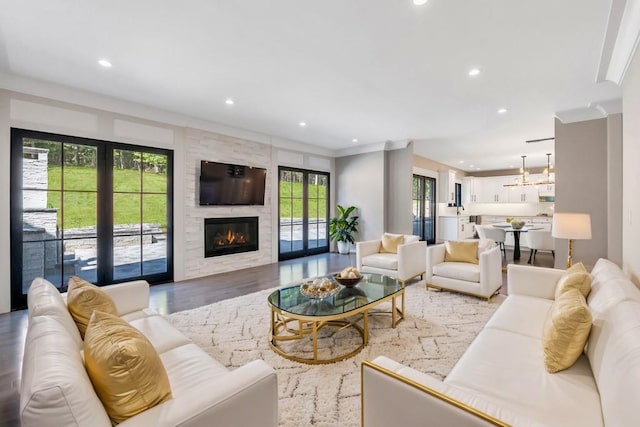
[0, 91, 11, 313]
[335, 151, 385, 242]
[554, 117, 609, 269]
[384, 145, 413, 234]
[607, 113, 623, 266]
[622, 46, 640, 286]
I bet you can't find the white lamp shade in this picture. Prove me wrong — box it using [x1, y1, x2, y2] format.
[552, 213, 592, 240]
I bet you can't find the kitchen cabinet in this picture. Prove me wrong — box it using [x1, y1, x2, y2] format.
[479, 177, 509, 203]
[463, 177, 483, 203]
[439, 216, 474, 241]
[506, 184, 539, 203]
[439, 170, 457, 204]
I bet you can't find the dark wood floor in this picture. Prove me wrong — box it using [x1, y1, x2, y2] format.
[0, 248, 554, 426]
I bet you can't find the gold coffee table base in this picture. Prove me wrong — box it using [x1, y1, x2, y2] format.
[269, 290, 404, 365]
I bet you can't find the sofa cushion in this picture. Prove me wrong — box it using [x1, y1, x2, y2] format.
[380, 233, 404, 253]
[484, 295, 553, 339]
[554, 271, 591, 299]
[432, 262, 480, 283]
[586, 300, 640, 427]
[445, 327, 603, 427]
[542, 289, 592, 373]
[84, 311, 172, 424]
[587, 259, 640, 317]
[67, 277, 117, 338]
[403, 234, 419, 244]
[27, 277, 82, 348]
[20, 315, 111, 427]
[444, 241, 479, 264]
[362, 253, 398, 270]
[160, 343, 229, 396]
[129, 314, 192, 354]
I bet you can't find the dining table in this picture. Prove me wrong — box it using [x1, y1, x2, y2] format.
[491, 223, 543, 261]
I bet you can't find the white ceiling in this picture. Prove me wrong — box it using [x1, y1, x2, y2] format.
[0, 0, 623, 171]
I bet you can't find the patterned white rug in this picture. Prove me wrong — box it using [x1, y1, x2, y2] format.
[167, 282, 505, 427]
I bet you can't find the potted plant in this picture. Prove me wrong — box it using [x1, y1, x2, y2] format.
[329, 205, 359, 254]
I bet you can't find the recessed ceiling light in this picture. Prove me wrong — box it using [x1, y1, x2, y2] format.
[299, 122, 307, 127]
[509, 164, 514, 168]
[459, 160, 464, 164]
[476, 167, 481, 170]
[98, 59, 112, 68]
[225, 98, 234, 105]
[352, 138, 358, 143]
[497, 108, 508, 114]
[413, 0, 428, 5]
[469, 164, 474, 168]
[468, 68, 480, 77]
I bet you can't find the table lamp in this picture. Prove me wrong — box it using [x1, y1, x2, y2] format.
[552, 213, 592, 268]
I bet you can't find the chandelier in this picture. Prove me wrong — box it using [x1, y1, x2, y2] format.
[504, 153, 554, 187]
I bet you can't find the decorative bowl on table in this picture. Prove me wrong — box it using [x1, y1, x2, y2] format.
[334, 266, 363, 287]
[510, 220, 525, 229]
[333, 274, 363, 287]
[300, 278, 340, 299]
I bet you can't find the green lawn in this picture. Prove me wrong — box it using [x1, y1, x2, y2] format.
[46, 166, 168, 229]
[279, 181, 328, 219]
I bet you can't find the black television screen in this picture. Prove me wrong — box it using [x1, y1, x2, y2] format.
[199, 161, 267, 205]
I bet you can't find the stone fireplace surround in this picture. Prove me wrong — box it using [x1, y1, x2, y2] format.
[183, 129, 273, 279]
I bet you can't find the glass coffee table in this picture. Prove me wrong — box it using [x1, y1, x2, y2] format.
[268, 273, 404, 364]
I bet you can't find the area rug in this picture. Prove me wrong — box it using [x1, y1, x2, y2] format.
[167, 282, 505, 427]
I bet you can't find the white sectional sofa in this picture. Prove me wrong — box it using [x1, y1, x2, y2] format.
[20, 278, 278, 427]
[362, 258, 640, 426]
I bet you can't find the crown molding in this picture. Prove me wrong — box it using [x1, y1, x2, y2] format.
[598, 0, 640, 85]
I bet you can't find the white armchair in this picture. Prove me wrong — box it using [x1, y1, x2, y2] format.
[356, 234, 426, 285]
[426, 240, 502, 300]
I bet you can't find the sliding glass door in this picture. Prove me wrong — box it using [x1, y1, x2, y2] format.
[278, 167, 329, 260]
[412, 174, 436, 244]
[10, 129, 173, 310]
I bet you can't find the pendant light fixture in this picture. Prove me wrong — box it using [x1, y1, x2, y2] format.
[503, 154, 555, 187]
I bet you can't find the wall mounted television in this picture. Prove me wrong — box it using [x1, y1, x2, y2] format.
[199, 160, 267, 206]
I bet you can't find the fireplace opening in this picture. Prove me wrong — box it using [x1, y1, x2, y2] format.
[204, 217, 259, 257]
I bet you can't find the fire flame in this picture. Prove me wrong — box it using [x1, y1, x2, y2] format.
[215, 227, 247, 246]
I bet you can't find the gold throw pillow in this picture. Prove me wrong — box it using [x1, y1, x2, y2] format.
[542, 289, 592, 373]
[67, 276, 117, 338]
[380, 233, 404, 254]
[444, 240, 479, 264]
[84, 311, 172, 424]
[567, 262, 587, 274]
[554, 271, 592, 300]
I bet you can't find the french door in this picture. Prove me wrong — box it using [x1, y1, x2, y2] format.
[412, 174, 436, 244]
[278, 167, 330, 260]
[10, 129, 173, 310]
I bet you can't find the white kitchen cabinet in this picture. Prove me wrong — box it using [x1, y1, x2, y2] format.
[463, 177, 483, 203]
[479, 177, 509, 203]
[439, 216, 473, 241]
[439, 170, 457, 204]
[506, 184, 539, 203]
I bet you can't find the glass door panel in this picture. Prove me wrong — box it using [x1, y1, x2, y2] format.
[278, 167, 329, 260]
[413, 174, 436, 244]
[16, 136, 98, 297]
[112, 149, 169, 281]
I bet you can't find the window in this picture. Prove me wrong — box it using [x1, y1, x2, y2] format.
[10, 129, 173, 310]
